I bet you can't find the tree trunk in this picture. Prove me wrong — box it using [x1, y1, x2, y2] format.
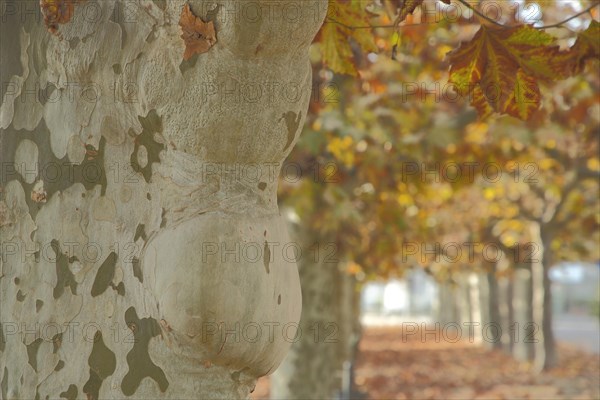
[511, 264, 535, 362]
[271, 229, 361, 399]
[486, 267, 504, 350]
[437, 281, 459, 326]
[0, 1, 326, 398]
[497, 273, 515, 354]
[467, 273, 483, 344]
[530, 223, 557, 371]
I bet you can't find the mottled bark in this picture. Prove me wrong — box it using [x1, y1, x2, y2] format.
[0, 1, 326, 398]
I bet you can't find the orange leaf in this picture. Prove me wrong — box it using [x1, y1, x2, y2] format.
[569, 20, 600, 74]
[179, 3, 217, 61]
[40, 0, 86, 35]
[448, 25, 572, 121]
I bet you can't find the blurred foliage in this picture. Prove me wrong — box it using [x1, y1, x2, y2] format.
[280, 0, 600, 283]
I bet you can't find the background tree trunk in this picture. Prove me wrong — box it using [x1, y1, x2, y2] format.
[271, 228, 361, 400]
[530, 223, 557, 371]
[512, 264, 535, 362]
[485, 266, 504, 350]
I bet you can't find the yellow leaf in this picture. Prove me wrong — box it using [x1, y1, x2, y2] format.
[397, 193, 413, 206]
[587, 157, 600, 172]
[319, 0, 377, 76]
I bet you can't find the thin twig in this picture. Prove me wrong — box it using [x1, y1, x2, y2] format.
[324, 1, 598, 32]
[456, 0, 506, 28]
[326, 17, 437, 30]
[535, 3, 597, 30]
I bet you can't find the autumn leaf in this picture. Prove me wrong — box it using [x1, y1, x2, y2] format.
[179, 3, 217, 61]
[569, 20, 600, 74]
[448, 25, 572, 120]
[40, 0, 86, 35]
[319, 0, 378, 76]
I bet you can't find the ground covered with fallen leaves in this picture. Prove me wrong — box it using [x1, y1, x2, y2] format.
[253, 326, 600, 399]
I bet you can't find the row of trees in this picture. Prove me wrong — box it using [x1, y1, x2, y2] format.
[272, 0, 599, 398]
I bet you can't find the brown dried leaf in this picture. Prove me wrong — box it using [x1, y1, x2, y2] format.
[179, 3, 217, 61]
[569, 20, 600, 74]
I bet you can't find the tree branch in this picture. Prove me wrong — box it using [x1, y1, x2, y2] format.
[324, 2, 597, 32]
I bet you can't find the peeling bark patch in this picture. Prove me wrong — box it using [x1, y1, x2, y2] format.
[179, 3, 217, 61]
[51, 240, 78, 299]
[36, 299, 44, 312]
[130, 110, 164, 183]
[132, 257, 143, 283]
[91, 252, 117, 297]
[121, 307, 168, 395]
[55, 360, 65, 371]
[115, 282, 126, 296]
[16, 290, 26, 302]
[258, 182, 267, 191]
[59, 384, 77, 400]
[40, 0, 87, 35]
[82, 331, 116, 400]
[263, 241, 271, 274]
[280, 112, 302, 153]
[1, 122, 108, 219]
[278, 294, 281, 305]
[26, 338, 43, 372]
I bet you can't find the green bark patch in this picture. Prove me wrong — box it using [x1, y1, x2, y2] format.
[51, 240, 78, 299]
[54, 360, 65, 371]
[59, 384, 77, 400]
[83, 331, 116, 400]
[91, 252, 117, 297]
[263, 241, 271, 274]
[26, 338, 43, 372]
[280, 111, 302, 153]
[134, 224, 147, 242]
[121, 307, 168, 395]
[0, 121, 107, 219]
[131, 257, 143, 283]
[129, 110, 164, 184]
[36, 299, 44, 312]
